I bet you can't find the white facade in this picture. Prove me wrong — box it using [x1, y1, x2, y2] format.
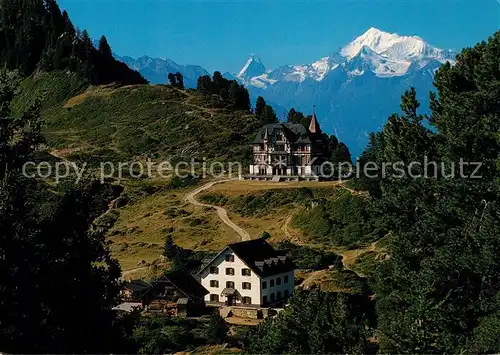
[261, 270, 295, 305]
[199, 247, 294, 307]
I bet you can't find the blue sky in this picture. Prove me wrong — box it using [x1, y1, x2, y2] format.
[58, 0, 499, 73]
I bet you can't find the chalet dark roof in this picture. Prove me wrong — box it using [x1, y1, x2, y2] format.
[147, 271, 209, 302]
[227, 239, 295, 278]
[167, 270, 209, 299]
[124, 279, 150, 293]
[252, 123, 311, 145]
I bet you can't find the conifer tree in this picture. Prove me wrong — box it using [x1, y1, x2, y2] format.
[255, 96, 266, 118]
[168, 73, 176, 86]
[374, 31, 500, 353]
[98, 35, 112, 57]
[174, 72, 184, 89]
[212, 71, 224, 92]
[263, 104, 278, 123]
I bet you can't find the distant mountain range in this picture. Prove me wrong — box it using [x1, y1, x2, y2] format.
[117, 27, 457, 156]
[115, 55, 209, 89]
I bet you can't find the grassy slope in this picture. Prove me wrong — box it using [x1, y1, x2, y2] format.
[198, 180, 346, 243]
[108, 178, 240, 271]
[14, 71, 261, 163]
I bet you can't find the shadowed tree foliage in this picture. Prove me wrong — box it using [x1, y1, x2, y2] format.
[0, 71, 134, 353]
[255, 96, 266, 117]
[98, 35, 112, 58]
[244, 289, 376, 354]
[197, 72, 250, 111]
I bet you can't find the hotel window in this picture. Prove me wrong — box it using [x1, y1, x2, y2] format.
[284, 290, 289, 298]
[226, 281, 235, 289]
[277, 291, 282, 300]
[210, 294, 219, 302]
[209, 267, 218, 274]
[276, 277, 281, 285]
[226, 267, 235, 275]
[262, 281, 267, 289]
[242, 268, 251, 276]
[263, 295, 268, 304]
[242, 282, 251, 290]
[270, 293, 275, 301]
[270, 279, 275, 287]
[210, 280, 219, 288]
[225, 254, 234, 262]
[242, 297, 252, 305]
[284, 275, 289, 284]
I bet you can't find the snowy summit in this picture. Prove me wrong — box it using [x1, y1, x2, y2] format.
[235, 27, 455, 85]
[237, 54, 266, 80]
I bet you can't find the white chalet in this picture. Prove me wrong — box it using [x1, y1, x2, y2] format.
[198, 239, 295, 307]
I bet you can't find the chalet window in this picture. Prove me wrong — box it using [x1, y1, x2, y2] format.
[270, 279, 275, 287]
[242, 297, 252, 305]
[241, 268, 251, 276]
[209, 267, 218, 274]
[225, 254, 235, 262]
[262, 281, 267, 289]
[210, 280, 219, 288]
[210, 294, 219, 302]
[263, 295, 268, 305]
[277, 291, 282, 300]
[284, 290, 289, 298]
[226, 268, 235, 275]
[226, 281, 235, 289]
[242, 282, 251, 290]
[270, 293, 275, 301]
[276, 277, 282, 285]
[284, 275, 289, 284]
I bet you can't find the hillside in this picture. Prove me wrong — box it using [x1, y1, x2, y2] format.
[14, 71, 263, 163]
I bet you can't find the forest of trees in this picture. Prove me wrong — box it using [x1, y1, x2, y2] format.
[197, 71, 251, 111]
[0, 0, 146, 85]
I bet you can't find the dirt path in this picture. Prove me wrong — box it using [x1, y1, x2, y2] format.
[339, 241, 378, 271]
[281, 214, 304, 244]
[122, 265, 152, 278]
[185, 179, 251, 241]
[338, 181, 369, 197]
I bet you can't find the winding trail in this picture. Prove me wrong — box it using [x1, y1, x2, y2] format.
[185, 179, 251, 241]
[339, 241, 378, 272]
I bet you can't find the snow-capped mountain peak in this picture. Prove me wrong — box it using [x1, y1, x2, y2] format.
[341, 27, 404, 58]
[238, 54, 266, 79]
[340, 27, 453, 63]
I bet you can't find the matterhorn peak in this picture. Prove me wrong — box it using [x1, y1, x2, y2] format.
[237, 54, 266, 79]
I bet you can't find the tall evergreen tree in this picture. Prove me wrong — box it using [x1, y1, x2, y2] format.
[263, 104, 278, 123]
[175, 72, 184, 89]
[98, 35, 112, 57]
[374, 32, 500, 353]
[255, 96, 266, 118]
[168, 73, 177, 86]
